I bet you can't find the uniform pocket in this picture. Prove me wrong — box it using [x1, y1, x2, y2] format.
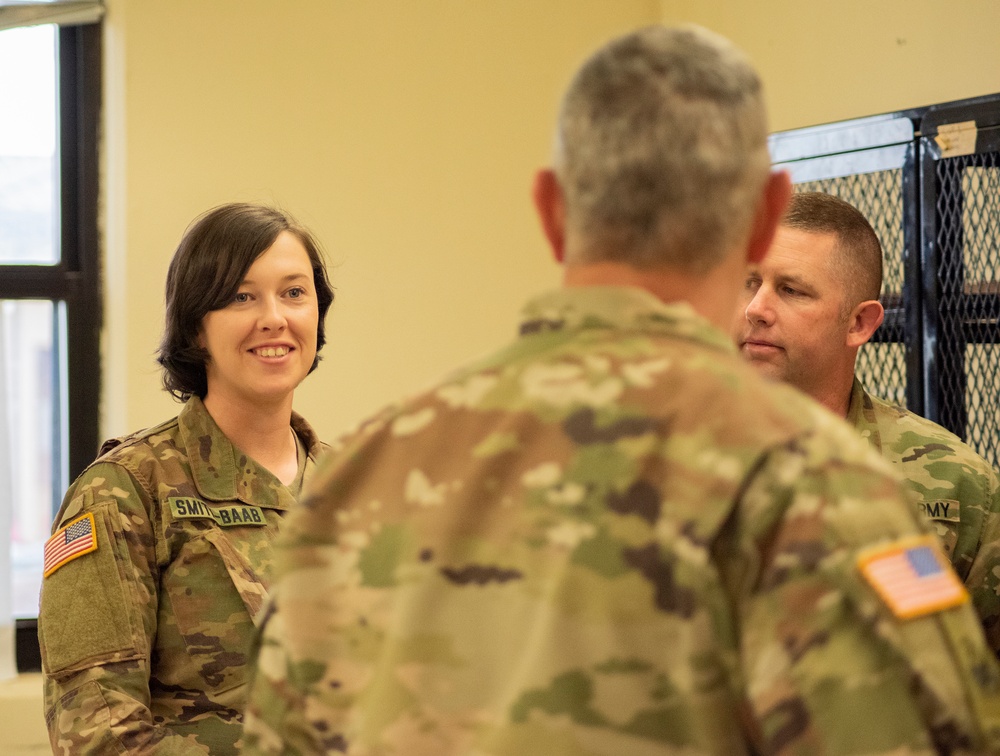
[203, 529, 270, 623]
[163, 532, 268, 694]
[46, 680, 129, 755]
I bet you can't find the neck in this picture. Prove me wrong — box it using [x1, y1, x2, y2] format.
[807, 371, 856, 419]
[790, 354, 858, 418]
[562, 258, 744, 332]
[202, 393, 298, 484]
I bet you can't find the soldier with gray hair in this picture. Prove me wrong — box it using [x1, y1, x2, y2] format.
[245, 26, 1000, 754]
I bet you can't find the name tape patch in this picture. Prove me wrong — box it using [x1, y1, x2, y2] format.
[918, 499, 960, 522]
[858, 535, 968, 620]
[168, 497, 267, 528]
[44, 513, 98, 578]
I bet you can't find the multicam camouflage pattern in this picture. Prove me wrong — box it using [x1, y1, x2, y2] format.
[39, 397, 327, 755]
[243, 287, 1000, 755]
[848, 378, 1000, 654]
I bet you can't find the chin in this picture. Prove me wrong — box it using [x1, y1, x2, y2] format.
[250, 381, 303, 403]
[747, 360, 783, 381]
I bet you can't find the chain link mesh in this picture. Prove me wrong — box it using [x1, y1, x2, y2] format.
[796, 171, 907, 406]
[936, 154, 1000, 465]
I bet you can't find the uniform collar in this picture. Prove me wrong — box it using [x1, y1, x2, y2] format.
[518, 286, 736, 354]
[178, 396, 322, 509]
[845, 376, 883, 453]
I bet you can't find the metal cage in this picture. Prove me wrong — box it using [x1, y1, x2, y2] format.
[770, 95, 1000, 466]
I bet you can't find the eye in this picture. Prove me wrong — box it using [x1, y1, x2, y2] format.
[743, 276, 761, 291]
[780, 285, 802, 297]
[287, 286, 306, 299]
[233, 292, 251, 304]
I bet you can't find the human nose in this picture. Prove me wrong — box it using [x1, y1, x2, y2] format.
[257, 295, 287, 331]
[744, 286, 775, 327]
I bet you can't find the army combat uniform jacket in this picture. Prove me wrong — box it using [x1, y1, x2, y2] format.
[244, 287, 1000, 755]
[39, 397, 327, 755]
[847, 377, 1000, 653]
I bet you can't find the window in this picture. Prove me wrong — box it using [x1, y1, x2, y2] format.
[0, 20, 101, 670]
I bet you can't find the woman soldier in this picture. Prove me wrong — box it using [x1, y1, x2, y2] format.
[39, 203, 334, 754]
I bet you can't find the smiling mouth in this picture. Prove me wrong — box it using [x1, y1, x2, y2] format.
[253, 346, 290, 357]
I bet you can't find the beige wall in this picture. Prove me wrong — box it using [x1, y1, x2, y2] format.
[102, 1, 1000, 443]
[661, 0, 1000, 132]
[101, 0, 660, 442]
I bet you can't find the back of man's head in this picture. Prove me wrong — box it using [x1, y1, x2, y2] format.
[783, 192, 884, 306]
[554, 25, 771, 273]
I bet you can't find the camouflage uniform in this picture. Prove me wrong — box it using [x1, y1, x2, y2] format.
[847, 377, 1000, 653]
[39, 396, 327, 755]
[244, 287, 1000, 755]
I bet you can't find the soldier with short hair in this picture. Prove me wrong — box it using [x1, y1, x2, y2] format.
[39, 203, 334, 754]
[245, 27, 1000, 755]
[735, 189, 1000, 655]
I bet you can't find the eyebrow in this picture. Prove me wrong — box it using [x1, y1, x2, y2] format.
[240, 272, 312, 286]
[746, 268, 817, 291]
[773, 272, 817, 291]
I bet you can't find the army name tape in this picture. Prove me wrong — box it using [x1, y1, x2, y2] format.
[917, 499, 960, 522]
[169, 497, 267, 527]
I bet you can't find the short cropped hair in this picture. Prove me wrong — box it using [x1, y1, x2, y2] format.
[157, 203, 335, 401]
[783, 192, 883, 305]
[554, 24, 772, 272]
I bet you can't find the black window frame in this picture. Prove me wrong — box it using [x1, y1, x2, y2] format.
[2, 21, 102, 672]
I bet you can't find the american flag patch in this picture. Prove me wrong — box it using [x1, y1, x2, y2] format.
[43, 513, 98, 578]
[858, 536, 968, 619]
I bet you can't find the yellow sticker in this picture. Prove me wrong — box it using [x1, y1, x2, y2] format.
[934, 120, 977, 158]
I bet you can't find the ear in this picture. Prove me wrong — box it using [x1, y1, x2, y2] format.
[746, 170, 792, 265]
[846, 299, 885, 348]
[532, 169, 566, 264]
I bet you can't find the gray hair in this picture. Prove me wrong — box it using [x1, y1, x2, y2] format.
[554, 25, 772, 272]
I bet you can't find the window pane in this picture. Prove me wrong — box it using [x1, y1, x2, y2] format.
[0, 24, 59, 265]
[1, 300, 66, 618]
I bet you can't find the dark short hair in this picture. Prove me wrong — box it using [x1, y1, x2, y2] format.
[783, 192, 883, 305]
[157, 203, 335, 401]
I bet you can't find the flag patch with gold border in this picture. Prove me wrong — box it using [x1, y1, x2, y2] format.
[858, 535, 967, 619]
[44, 513, 98, 578]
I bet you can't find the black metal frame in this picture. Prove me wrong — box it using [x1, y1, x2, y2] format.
[60, 22, 102, 483]
[919, 100, 1000, 438]
[770, 91, 1000, 460]
[1, 22, 102, 672]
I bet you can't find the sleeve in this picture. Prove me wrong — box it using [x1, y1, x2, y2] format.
[242, 598, 315, 756]
[242, 423, 388, 756]
[963, 466, 1000, 657]
[734, 442, 1000, 755]
[38, 463, 207, 755]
